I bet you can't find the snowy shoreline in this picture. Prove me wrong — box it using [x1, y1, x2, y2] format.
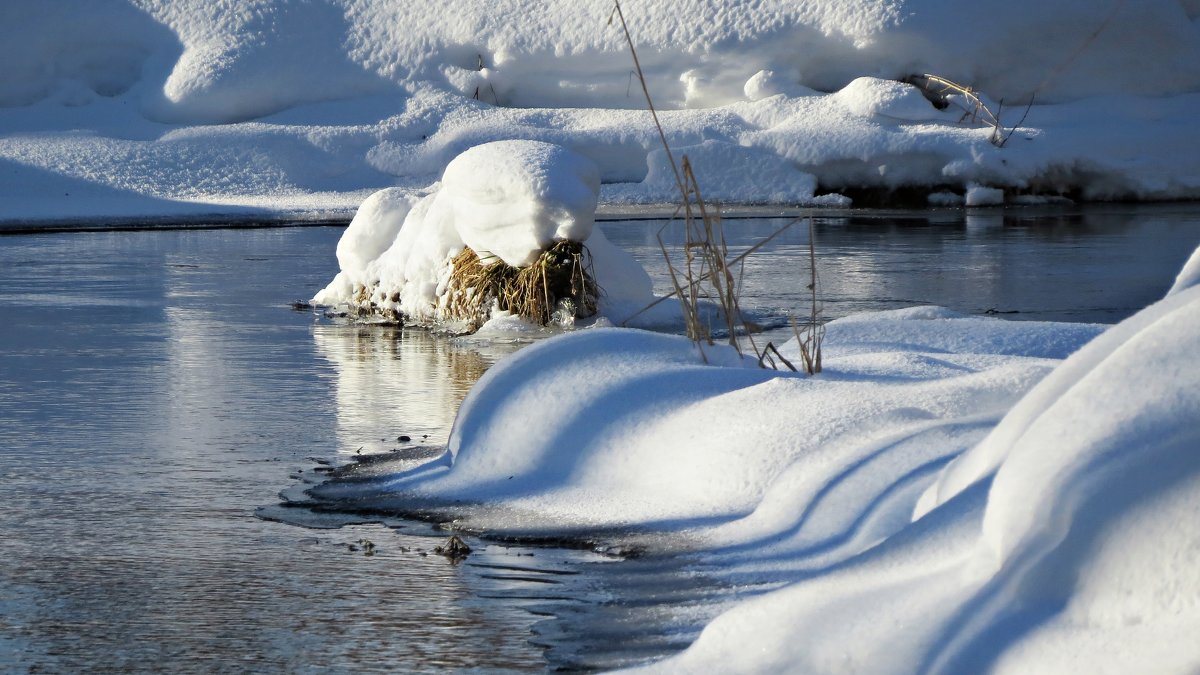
[293, 247, 1200, 674]
[8, 1, 1200, 670]
[6, 2, 1200, 225]
[7, 201, 1200, 233]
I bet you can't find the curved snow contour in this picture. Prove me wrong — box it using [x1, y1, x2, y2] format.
[654, 260, 1200, 674]
[313, 140, 651, 324]
[9, 1, 1200, 117]
[5, 1, 1200, 218]
[440, 140, 600, 267]
[306, 308, 1101, 539]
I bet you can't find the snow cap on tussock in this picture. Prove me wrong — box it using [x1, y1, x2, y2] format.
[440, 140, 600, 268]
[314, 140, 652, 325]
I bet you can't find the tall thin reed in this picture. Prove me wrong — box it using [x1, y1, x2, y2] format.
[791, 219, 824, 374]
[611, 1, 761, 363]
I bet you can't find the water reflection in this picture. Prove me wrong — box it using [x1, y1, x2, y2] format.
[311, 324, 525, 453]
[599, 206, 1200, 341]
[0, 227, 549, 673]
[2, 207, 1199, 673]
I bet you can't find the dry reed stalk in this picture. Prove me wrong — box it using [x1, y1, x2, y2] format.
[791, 218, 824, 375]
[905, 73, 1032, 148]
[611, 0, 767, 363]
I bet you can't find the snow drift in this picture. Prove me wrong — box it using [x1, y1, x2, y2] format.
[4, 0, 1200, 223]
[298, 244, 1200, 673]
[662, 281, 1200, 675]
[313, 140, 654, 328]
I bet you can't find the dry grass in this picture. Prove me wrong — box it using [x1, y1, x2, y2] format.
[904, 73, 1032, 148]
[612, 0, 821, 371]
[611, 0, 751, 363]
[444, 241, 599, 330]
[792, 218, 824, 375]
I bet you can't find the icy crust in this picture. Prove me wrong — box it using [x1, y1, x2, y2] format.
[4, 1, 1200, 221]
[313, 140, 653, 326]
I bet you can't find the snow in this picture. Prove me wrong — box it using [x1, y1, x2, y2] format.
[6, 3, 1200, 668]
[299, 243, 1200, 673]
[1168, 245, 1200, 297]
[312, 140, 655, 327]
[4, 0, 1200, 225]
[439, 141, 600, 267]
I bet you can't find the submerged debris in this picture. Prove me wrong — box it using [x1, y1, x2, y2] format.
[348, 538, 376, 556]
[433, 535, 472, 561]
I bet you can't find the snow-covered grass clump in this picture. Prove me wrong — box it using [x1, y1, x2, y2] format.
[300, 246, 1200, 673]
[4, 0, 1200, 223]
[313, 139, 653, 329]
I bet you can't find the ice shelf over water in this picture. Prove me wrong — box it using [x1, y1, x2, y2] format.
[4, 0, 1200, 224]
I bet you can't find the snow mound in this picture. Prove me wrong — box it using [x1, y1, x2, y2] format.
[9, 0, 1200, 117]
[4, 0, 1200, 221]
[304, 243, 1200, 673]
[835, 77, 945, 122]
[1168, 245, 1200, 297]
[304, 308, 1101, 536]
[440, 141, 600, 267]
[658, 262, 1200, 674]
[314, 140, 652, 326]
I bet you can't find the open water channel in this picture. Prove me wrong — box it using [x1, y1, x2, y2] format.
[2, 205, 1198, 672]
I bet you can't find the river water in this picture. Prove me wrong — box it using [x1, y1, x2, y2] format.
[1, 205, 1198, 672]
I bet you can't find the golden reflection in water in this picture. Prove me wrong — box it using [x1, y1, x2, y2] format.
[311, 323, 509, 454]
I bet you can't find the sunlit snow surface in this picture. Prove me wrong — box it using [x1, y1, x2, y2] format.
[4, 0, 1200, 224]
[294, 250, 1200, 673]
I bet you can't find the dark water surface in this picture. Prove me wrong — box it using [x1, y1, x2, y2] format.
[1, 206, 1198, 672]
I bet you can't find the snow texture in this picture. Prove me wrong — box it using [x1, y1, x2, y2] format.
[313, 140, 653, 326]
[4, 0, 1200, 224]
[303, 246, 1200, 674]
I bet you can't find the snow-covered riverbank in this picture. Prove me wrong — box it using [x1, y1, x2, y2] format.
[4, 0, 1200, 226]
[299, 245, 1200, 673]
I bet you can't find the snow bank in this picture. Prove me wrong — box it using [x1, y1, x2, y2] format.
[8, 1, 1199, 117]
[4, 0, 1200, 223]
[313, 140, 652, 327]
[663, 282, 1200, 675]
[301, 242, 1200, 672]
[303, 308, 1102, 535]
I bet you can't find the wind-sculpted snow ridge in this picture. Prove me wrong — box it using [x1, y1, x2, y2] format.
[299, 308, 1101, 536]
[3, 0, 1200, 223]
[299, 245, 1200, 673]
[654, 281, 1200, 675]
